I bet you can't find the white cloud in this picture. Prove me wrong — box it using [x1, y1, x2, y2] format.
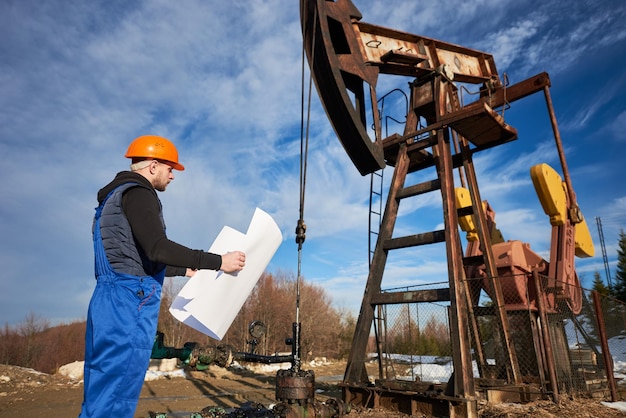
[609, 110, 626, 142]
[482, 16, 544, 72]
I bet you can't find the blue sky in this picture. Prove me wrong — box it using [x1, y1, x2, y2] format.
[1, 0, 625, 327]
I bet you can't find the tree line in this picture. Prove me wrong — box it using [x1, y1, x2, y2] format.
[0, 271, 362, 374]
[0, 313, 86, 375]
[157, 271, 359, 361]
[593, 230, 626, 301]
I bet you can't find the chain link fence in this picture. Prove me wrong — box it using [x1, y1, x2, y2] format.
[373, 275, 625, 398]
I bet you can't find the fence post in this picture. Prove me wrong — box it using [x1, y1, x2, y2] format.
[533, 270, 559, 403]
[591, 290, 618, 402]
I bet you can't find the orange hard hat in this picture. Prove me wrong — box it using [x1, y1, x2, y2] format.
[125, 135, 185, 171]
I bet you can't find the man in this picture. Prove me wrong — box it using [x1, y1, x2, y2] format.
[79, 135, 245, 417]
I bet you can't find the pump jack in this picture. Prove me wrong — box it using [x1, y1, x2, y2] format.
[300, 0, 602, 416]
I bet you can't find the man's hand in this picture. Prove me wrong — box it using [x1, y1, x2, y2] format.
[220, 251, 246, 274]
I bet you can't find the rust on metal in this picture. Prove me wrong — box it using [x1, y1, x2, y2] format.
[276, 369, 316, 403]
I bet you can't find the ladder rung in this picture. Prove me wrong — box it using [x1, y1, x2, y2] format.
[384, 230, 446, 250]
[397, 179, 441, 199]
[457, 206, 474, 217]
[370, 288, 451, 305]
[474, 306, 496, 316]
[463, 255, 485, 266]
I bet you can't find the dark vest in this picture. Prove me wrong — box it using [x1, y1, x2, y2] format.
[94, 182, 166, 279]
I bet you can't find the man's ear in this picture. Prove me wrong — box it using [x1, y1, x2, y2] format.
[149, 160, 159, 174]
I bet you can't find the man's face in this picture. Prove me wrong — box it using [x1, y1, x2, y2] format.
[153, 160, 175, 192]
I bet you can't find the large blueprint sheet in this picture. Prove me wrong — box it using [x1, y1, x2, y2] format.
[169, 208, 282, 340]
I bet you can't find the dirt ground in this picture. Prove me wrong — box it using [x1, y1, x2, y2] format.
[0, 361, 624, 418]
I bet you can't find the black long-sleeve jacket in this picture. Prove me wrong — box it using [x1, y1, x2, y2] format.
[96, 171, 221, 277]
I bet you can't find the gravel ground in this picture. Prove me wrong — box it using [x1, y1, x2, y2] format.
[0, 362, 624, 418]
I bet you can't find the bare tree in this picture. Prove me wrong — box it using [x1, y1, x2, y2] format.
[17, 311, 50, 368]
[155, 271, 355, 361]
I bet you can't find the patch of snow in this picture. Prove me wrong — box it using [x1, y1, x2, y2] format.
[148, 358, 178, 372]
[601, 401, 626, 413]
[309, 357, 331, 367]
[144, 368, 186, 381]
[244, 362, 291, 374]
[58, 360, 187, 382]
[58, 361, 84, 380]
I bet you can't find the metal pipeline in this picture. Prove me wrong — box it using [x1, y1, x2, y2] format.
[150, 329, 349, 417]
[233, 352, 294, 365]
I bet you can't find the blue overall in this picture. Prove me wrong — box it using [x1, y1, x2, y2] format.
[80, 184, 165, 418]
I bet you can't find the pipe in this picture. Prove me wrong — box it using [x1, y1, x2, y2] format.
[592, 291, 618, 401]
[542, 86, 582, 223]
[532, 270, 560, 402]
